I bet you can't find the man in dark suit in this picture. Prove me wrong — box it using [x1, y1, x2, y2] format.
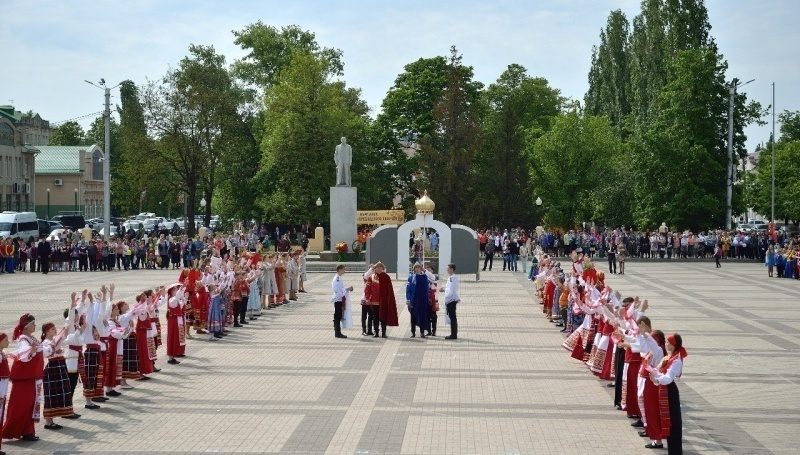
[38, 236, 52, 274]
[272, 227, 281, 252]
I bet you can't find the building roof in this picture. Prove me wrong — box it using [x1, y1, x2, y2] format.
[34, 145, 103, 175]
[0, 105, 24, 122]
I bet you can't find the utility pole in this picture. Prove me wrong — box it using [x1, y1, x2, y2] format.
[726, 78, 754, 230]
[771, 82, 776, 224]
[103, 84, 111, 239]
[85, 79, 120, 239]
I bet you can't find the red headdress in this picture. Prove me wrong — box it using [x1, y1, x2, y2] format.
[13, 313, 35, 340]
[41, 322, 56, 341]
[664, 333, 687, 375]
[116, 301, 127, 313]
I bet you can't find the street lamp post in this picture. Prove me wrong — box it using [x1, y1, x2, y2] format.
[316, 197, 322, 226]
[200, 197, 207, 227]
[47, 188, 50, 219]
[74, 188, 78, 213]
[535, 197, 542, 227]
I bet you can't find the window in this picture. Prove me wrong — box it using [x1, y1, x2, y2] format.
[92, 150, 103, 180]
[6, 156, 10, 177]
[24, 157, 28, 177]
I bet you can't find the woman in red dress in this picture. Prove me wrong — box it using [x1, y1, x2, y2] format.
[3, 314, 45, 442]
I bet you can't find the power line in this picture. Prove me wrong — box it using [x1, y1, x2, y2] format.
[51, 111, 104, 125]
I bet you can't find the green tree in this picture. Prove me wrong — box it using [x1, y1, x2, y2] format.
[232, 22, 343, 90]
[778, 110, 800, 143]
[115, 80, 153, 216]
[380, 55, 483, 140]
[472, 64, 562, 226]
[417, 47, 483, 225]
[256, 52, 370, 223]
[631, 49, 730, 229]
[585, 10, 631, 134]
[529, 111, 621, 228]
[49, 121, 85, 146]
[139, 45, 246, 236]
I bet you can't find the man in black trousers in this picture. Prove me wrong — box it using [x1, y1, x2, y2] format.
[440, 263, 460, 340]
[38, 236, 51, 274]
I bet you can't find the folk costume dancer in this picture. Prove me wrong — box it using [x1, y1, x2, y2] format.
[263, 256, 279, 309]
[231, 271, 245, 327]
[426, 265, 439, 336]
[372, 262, 399, 338]
[622, 317, 665, 448]
[406, 264, 430, 338]
[297, 249, 307, 293]
[275, 257, 288, 305]
[331, 264, 353, 339]
[613, 297, 636, 409]
[165, 285, 187, 364]
[0, 332, 10, 455]
[247, 269, 262, 319]
[91, 287, 113, 403]
[41, 322, 74, 430]
[360, 265, 375, 336]
[288, 253, 300, 301]
[63, 292, 85, 417]
[134, 294, 156, 379]
[80, 292, 104, 409]
[118, 301, 141, 389]
[208, 284, 225, 341]
[106, 300, 135, 396]
[650, 333, 687, 454]
[440, 264, 460, 340]
[3, 314, 44, 442]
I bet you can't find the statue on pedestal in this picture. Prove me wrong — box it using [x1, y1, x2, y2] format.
[334, 137, 352, 187]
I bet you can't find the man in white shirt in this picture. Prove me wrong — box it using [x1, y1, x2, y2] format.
[331, 264, 353, 339]
[439, 263, 460, 340]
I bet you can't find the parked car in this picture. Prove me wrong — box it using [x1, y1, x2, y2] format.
[142, 218, 159, 233]
[752, 223, 769, 233]
[162, 218, 177, 230]
[37, 219, 51, 238]
[0, 211, 39, 242]
[46, 228, 67, 241]
[48, 221, 64, 231]
[779, 225, 800, 235]
[51, 214, 86, 231]
[122, 220, 143, 235]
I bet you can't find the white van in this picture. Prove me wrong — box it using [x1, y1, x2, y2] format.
[0, 211, 39, 242]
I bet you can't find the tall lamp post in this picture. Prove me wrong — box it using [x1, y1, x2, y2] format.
[46, 188, 50, 219]
[316, 197, 323, 226]
[535, 197, 543, 226]
[74, 188, 78, 213]
[726, 78, 754, 230]
[200, 197, 207, 227]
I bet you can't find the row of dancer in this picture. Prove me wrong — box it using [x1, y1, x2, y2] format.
[533, 250, 687, 454]
[0, 249, 310, 451]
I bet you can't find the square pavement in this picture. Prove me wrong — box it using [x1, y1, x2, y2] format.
[0, 260, 796, 454]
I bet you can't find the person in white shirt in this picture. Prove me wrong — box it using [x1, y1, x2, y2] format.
[331, 265, 353, 339]
[649, 333, 686, 453]
[439, 263, 460, 340]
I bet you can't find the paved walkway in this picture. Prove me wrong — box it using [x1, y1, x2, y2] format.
[0, 260, 796, 454]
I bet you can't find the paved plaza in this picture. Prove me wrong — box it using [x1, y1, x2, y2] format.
[0, 260, 798, 454]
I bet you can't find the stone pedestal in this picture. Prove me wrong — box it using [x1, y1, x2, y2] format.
[330, 186, 357, 251]
[308, 226, 325, 252]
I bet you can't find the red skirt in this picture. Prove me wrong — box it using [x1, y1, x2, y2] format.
[642, 379, 662, 440]
[166, 314, 186, 357]
[136, 329, 154, 375]
[104, 338, 122, 388]
[624, 361, 641, 417]
[2, 379, 38, 439]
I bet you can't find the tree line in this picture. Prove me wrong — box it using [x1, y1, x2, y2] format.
[48, 1, 793, 235]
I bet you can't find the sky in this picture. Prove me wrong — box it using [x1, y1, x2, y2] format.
[2, 0, 798, 151]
